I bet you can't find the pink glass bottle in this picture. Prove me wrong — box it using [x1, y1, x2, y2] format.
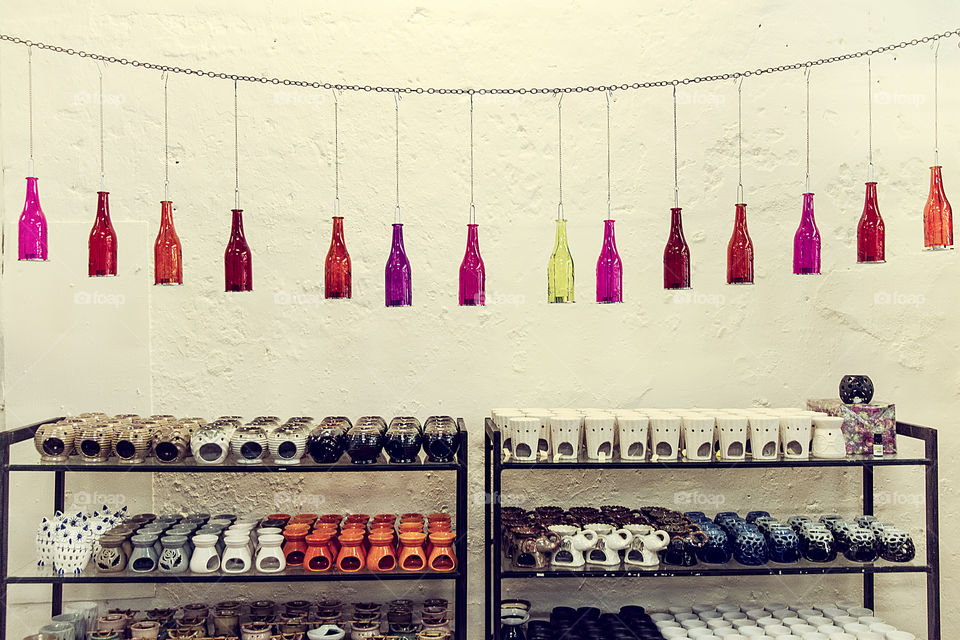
[18, 177, 48, 261]
[325, 216, 352, 299]
[595, 219, 622, 302]
[385, 223, 412, 307]
[923, 166, 953, 250]
[793, 193, 821, 275]
[458, 223, 485, 306]
[88, 191, 117, 277]
[154, 200, 183, 284]
[663, 208, 691, 290]
[857, 182, 885, 263]
[726, 203, 754, 284]
[224, 209, 253, 291]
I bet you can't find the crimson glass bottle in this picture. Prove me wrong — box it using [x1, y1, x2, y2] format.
[663, 207, 691, 290]
[793, 192, 821, 275]
[458, 223, 485, 306]
[325, 216, 352, 299]
[154, 200, 183, 284]
[224, 209, 253, 291]
[18, 176, 48, 261]
[595, 219, 622, 302]
[857, 182, 885, 263]
[726, 203, 754, 284]
[923, 166, 953, 250]
[88, 191, 117, 277]
[385, 223, 412, 307]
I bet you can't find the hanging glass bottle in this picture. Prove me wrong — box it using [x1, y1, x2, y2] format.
[923, 166, 953, 250]
[88, 191, 117, 277]
[325, 215, 352, 298]
[857, 182, 885, 263]
[548, 214, 575, 303]
[793, 193, 821, 274]
[155, 200, 182, 284]
[663, 207, 690, 289]
[225, 208, 252, 291]
[19, 177, 48, 261]
[596, 219, 622, 302]
[459, 221, 485, 306]
[727, 203, 754, 284]
[385, 222, 412, 307]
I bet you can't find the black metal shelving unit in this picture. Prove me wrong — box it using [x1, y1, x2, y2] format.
[0, 417, 469, 640]
[484, 418, 940, 640]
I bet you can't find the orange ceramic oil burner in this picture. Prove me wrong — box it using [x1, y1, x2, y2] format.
[303, 532, 335, 572]
[291, 513, 318, 525]
[336, 530, 366, 572]
[399, 521, 424, 534]
[366, 530, 398, 571]
[282, 524, 311, 566]
[427, 531, 457, 572]
[398, 532, 427, 571]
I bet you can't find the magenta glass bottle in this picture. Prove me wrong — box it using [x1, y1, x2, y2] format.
[88, 191, 117, 277]
[857, 182, 885, 263]
[154, 200, 183, 284]
[458, 223, 485, 306]
[663, 208, 691, 290]
[224, 209, 253, 291]
[726, 203, 754, 284]
[325, 216, 352, 299]
[385, 223, 412, 307]
[595, 219, 623, 302]
[18, 177, 48, 261]
[793, 192, 821, 274]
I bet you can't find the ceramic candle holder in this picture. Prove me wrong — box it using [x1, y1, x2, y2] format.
[509, 417, 541, 462]
[492, 409, 523, 456]
[616, 414, 649, 461]
[811, 416, 847, 459]
[716, 415, 748, 461]
[780, 415, 812, 459]
[230, 425, 269, 464]
[549, 415, 582, 461]
[748, 416, 780, 461]
[521, 409, 553, 457]
[35, 420, 79, 462]
[269, 423, 309, 465]
[649, 415, 681, 460]
[584, 414, 616, 460]
[681, 415, 715, 461]
[77, 423, 115, 463]
[153, 426, 190, 464]
[114, 423, 154, 464]
[190, 425, 230, 465]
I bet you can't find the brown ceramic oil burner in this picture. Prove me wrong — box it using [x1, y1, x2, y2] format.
[114, 423, 154, 463]
[34, 420, 78, 462]
[512, 529, 561, 569]
[78, 422, 115, 463]
[153, 426, 190, 463]
[129, 622, 160, 640]
[248, 600, 277, 620]
[240, 622, 273, 640]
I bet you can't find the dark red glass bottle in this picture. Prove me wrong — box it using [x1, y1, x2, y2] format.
[88, 191, 118, 277]
[726, 203, 754, 284]
[325, 216, 352, 299]
[857, 182, 885, 263]
[224, 209, 253, 292]
[154, 200, 183, 284]
[663, 207, 691, 289]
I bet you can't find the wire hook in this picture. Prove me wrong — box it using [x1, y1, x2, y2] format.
[332, 87, 339, 105]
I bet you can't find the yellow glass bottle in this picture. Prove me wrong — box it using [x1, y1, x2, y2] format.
[547, 217, 575, 303]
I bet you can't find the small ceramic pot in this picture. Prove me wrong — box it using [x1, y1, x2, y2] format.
[811, 416, 848, 459]
[255, 533, 286, 572]
[230, 424, 269, 463]
[422, 416, 460, 463]
[549, 415, 582, 461]
[716, 415, 748, 460]
[93, 535, 127, 572]
[34, 420, 78, 462]
[616, 414, 649, 461]
[345, 425, 384, 464]
[269, 422, 309, 464]
[384, 419, 423, 463]
[157, 535, 189, 573]
[649, 415, 681, 460]
[306, 420, 348, 463]
[189, 533, 221, 573]
[128, 534, 158, 572]
[584, 414, 616, 459]
[241, 622, 273, 640]
[780, 415, 812, 458]
[129, 622, 160, 640]
[877, 527, 916, 562]
[766, 525, 801, 563]
[748, 415, 781, 460]
[77, 422, 115, 463]
[114, 423, 155, 463]
[842, 526, 879, 562]
[732, 527, 769, 565]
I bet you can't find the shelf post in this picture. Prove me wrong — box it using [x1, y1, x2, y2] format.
[454, 425, 468, 640]
[1, 432, 10, 640]
[491, 425, 502, 640]
[924, 426, 940, 640]
[862, 464, 874, 610]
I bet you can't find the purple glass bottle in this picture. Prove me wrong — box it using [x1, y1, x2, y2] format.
[663, 208, 691, 290]
[793, 192, 821, 274]
[224, 209, 253, 291]
[18, 176, 48, 261]
[458, 223, 485, 306]
[385, 223, 412, 307]
[595, 219, 623, 303]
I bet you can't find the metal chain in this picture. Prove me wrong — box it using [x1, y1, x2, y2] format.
[99, 63, 104, 189]
[394, 91, 400, 223]
[557, 93, 563, 220]
[27, 45, 33, 173]
[805, 67, 811, 193]
[737, 78, 743, 203]
[333, 89, 339, 212]
[606, 91, 612, 220]
[672, 84, 678, 208]
[164, 72, 169, 200]
[2, 30, 956, 94]
[234, 79, 239, 209]
[469, 92, 475, 224]
[934, 41, 940, 165]
[867, 56, 874, 181]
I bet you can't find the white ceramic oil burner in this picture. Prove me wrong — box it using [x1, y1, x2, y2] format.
[623, 525, 670, 567]
[616, 414, 649, 461]
[811, 416, 847, 459]
[546, 525, 599, 568]
[748, 415, 780, 460]
[582, 523, 633, 565]
[584, 414, 616, 459]
[491, 408, 523, 456]
[780, 415, 812, 459]
[716, 415, 748, 461]
[681, 415, 715, 461]
[550, 415, 582, 461]
[509, 417, 541, 462]
[648, 415, 681, 460]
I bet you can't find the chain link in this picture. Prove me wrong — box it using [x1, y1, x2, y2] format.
[3, 30, 958, 94]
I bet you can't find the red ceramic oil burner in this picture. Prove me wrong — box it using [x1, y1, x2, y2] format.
[335, 530, 366, 572]
[398, 532, 427, 571]
[427, 531, 457, 572]
[282, 524, 310, 567]
[303, 532, 335, 572]
[366, 530, 398, 572]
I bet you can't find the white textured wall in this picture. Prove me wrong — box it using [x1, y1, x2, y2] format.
[2, 1, 958, 638]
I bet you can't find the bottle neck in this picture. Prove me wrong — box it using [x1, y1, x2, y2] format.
[391, 223, 405, 250]
[97, 191, 111, 221]
[669, 208, 684, 236]
[734, 203, 747, 226]
[602, 219, 617, 248]
[801, 193, 815, 222]
[929, 166, 944, 192]
[553, 219, 568, 248]
[25, 177, 39, 203]
[231, 209, 245, 236]
[160, 201, 174, 225]
[331, 216, 345, 244]
[465, 223, 480, 248]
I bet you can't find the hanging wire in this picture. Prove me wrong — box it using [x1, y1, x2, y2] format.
[98, 61, 104, 190]
[163, 72, 169, 201]
[867, 56, 874, 182]
[737, 78, 744, 203]
[333, 88, 340, 217]
[804, 66, 811, 193]
[234, 79, 239, 209]
[469, 92, 476, 224]
[27, 45, 34, 175]
[557, 92, 564, 220]
[672, 84, 679, 208]
[394, 91, 401, 223]
[934, 41, 940, 166]
[606, 91, 612, 220]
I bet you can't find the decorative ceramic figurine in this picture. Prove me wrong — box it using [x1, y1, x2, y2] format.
[34, 420, 78, 462]
[839, 374, 874, 404]
[547, 525, 598, 568]
[811, 416, 847, 459]
[583, 524, 633, 565]
[510, 530, 560, 569]
[190, 424, 230, 464]
[230, 424, 269, 464]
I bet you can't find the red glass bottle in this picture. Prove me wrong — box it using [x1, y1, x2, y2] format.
[224, 209, 253, 292]
[88, 191, 117, 277]
[923, 166, 953, 250]
[726, 203, 754, 284]
[325, 216, 352, 299]
[857, 182, 885, 263]
[458, 223, 485, 306]
[663, 207, 690, 290]
[154, 200, 183, 284]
